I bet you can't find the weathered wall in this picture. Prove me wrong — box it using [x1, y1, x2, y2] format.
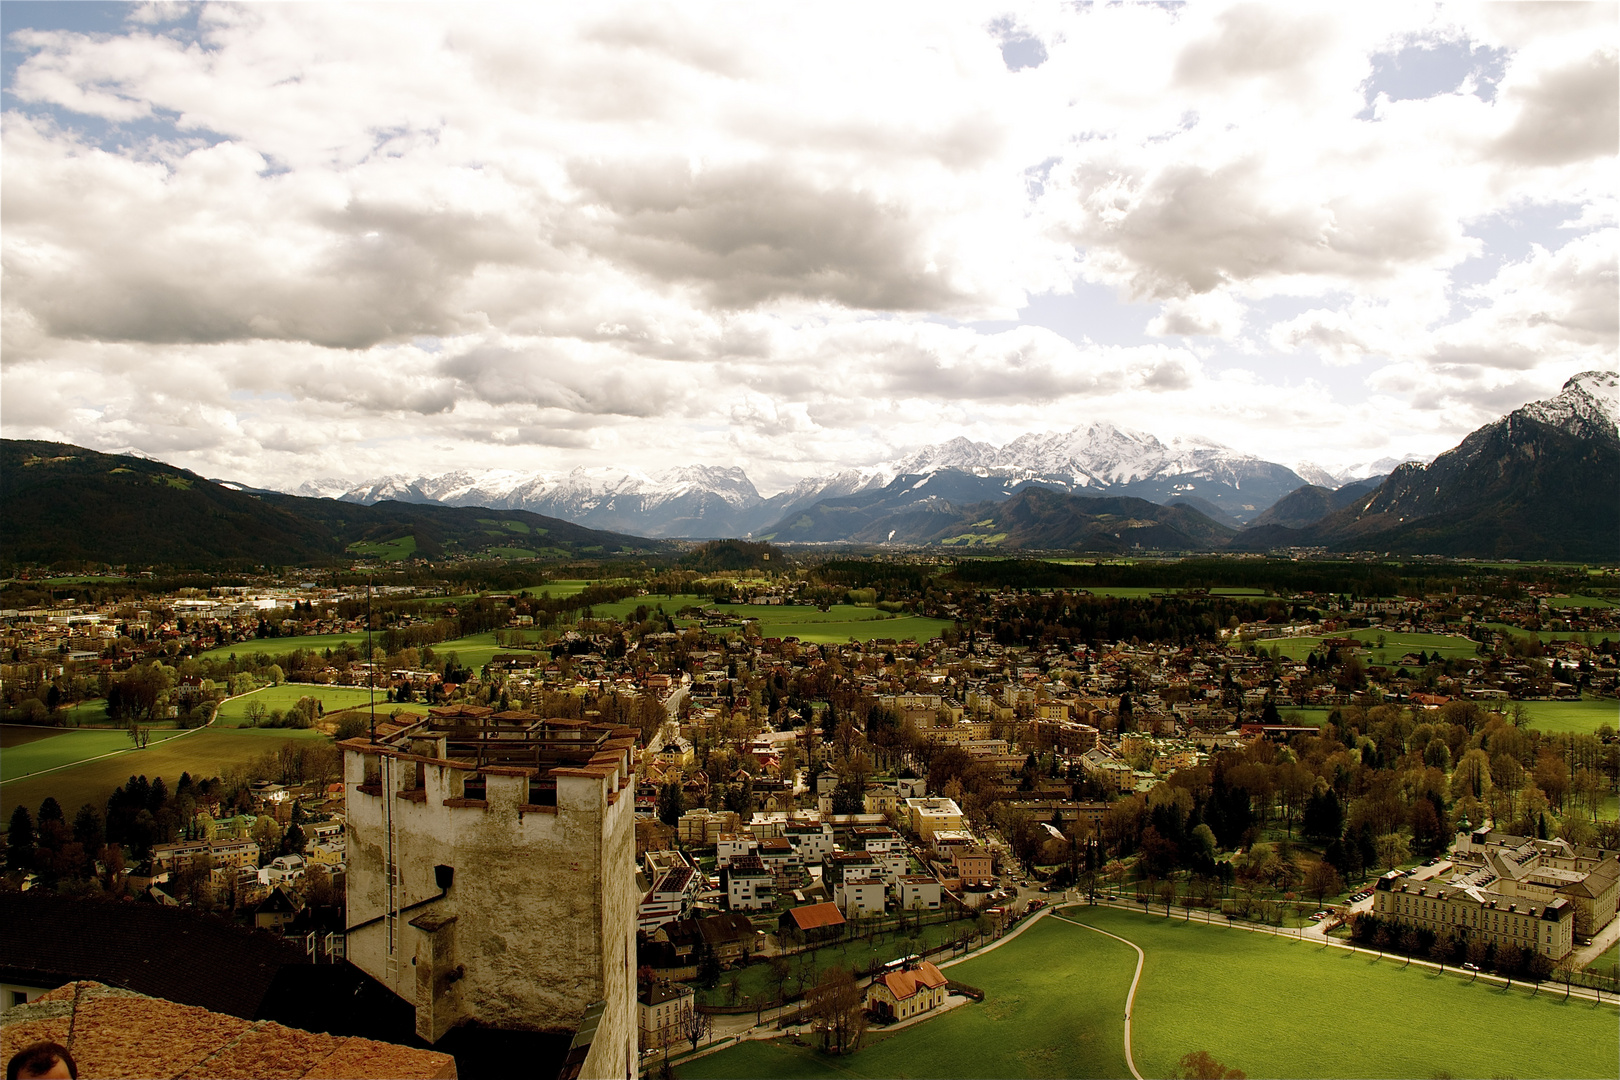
[345, 745, 639, 1064]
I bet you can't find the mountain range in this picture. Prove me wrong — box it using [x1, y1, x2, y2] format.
[301, 422, 1384, 538]
[3, 370, 1611, 568]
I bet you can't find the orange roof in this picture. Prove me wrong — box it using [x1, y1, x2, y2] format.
[877, 961, 948, 1002]
[787, 902, 846, 931]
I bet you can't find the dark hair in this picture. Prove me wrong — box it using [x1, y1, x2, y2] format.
[6, 1042, 77, 1080]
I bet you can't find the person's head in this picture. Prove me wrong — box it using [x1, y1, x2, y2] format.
[6, 1042, 76, 1080]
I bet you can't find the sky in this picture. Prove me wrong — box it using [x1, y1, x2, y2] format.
[1, 1, 1615, 495]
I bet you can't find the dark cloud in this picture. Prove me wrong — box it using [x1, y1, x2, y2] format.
[1494, 49, 1619, 166]
[562, 158, 976, 312]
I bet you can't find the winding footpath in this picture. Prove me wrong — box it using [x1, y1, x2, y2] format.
[1050, 910, 1146, 1080]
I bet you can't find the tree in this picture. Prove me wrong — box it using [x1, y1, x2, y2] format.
[681, 1007, 711, 1052]
[1175, 1050, 1247, 1079]
[657, 781, 684, 828]
[1374, 833, 1410, 871]
[1465, 939, 1489, 981]
[6, 805, 35, 870]
[1399, 930, 1420, 966]
[808, 966, 866, 1055]
[1429, 936, 1451, 974]
[1305, 862, 1342, 909]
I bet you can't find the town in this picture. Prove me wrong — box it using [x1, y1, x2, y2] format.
[2, 552, 1617, 1078]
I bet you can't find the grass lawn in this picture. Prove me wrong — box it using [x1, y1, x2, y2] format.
[1514, 698, 1618, 734]
[1, 727, 326, 827]
[431, 631, 505, 669]
[214, 683, 401, 726]
[59, 699, 113, 726]
[689, 908, 1616, 1080]
[682, 917, 1134, 1080]
[2, 727, 193, 783]
[200, 632, 371, 662]
[1064, 906, 1614, 1080]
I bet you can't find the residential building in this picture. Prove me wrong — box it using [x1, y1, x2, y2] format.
[721, 855, 774, 911]
[836, 876, 887, 918]
[864, 960, 949, 1022]
[898, 875, 942, 912]
[903, 798, 964, 842]
[637, 980, 694, 1051]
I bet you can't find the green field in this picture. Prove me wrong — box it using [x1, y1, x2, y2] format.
[687, 907, 1615, 1080]
[2, 727, 193, 783]
[347, 535, 417, 560]
[1264, 631, 1481, 666]
[1485, 623, 1605, 646]
[583, 594, 952, 644]
[200, 632, 372, 662]
[1513, 698, 1618, 734]
[1542, 595, 1619, 609]
[682, 916, 1134, 1080]
[1, 727, 326, 827]
[215, 683, 400, 726]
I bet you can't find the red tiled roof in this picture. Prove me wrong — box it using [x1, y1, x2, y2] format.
[787, 902, 846, 931]
[876, 961, 947, 1002]
[0, 983, 456, 1080]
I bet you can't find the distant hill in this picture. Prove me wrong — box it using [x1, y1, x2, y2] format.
[813, 486, 1237, 552]
[1, 441, 671, 568]
[1246, 474, 1387, 530]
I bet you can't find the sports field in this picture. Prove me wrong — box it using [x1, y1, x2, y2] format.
[214, 684, 395, 726]
[684, 906, 1615, 1080]
[200, 632, 371, 661]
[1, 727, 325, 827]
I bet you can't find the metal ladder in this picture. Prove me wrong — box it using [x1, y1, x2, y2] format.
[382, 754, 401, 981]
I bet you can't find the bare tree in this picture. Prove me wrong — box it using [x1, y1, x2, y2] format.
[682, 1007, 712, 1052]
[809, 966, 866, 1056]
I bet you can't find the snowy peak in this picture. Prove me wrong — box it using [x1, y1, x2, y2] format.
[294, 477, 356, 500]
[1516, 369, 1620, 441]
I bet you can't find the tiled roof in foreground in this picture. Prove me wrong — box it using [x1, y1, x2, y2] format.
[0, 982, 457, 1080]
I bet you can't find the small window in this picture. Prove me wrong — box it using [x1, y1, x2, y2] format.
[11, 990, 29, 1007]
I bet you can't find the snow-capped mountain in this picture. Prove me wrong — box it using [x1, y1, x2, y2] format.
[1245, 370, 1620, 561]
[303, 422, 1310, 536]
[868, 422, 1309, 523]
[1516, 368, 1618, 441]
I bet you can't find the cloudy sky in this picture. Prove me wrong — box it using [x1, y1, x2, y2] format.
[2, 1, 1615, 494]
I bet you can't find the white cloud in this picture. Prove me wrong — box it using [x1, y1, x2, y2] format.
[1, 1, 1614, 493]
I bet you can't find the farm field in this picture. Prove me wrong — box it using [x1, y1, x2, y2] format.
[2, 727, 192, 783]
[1, 727, 325, 828]
[200, 632, 371, 662]
[0, 726, 66, 749]
[1541, 595, 1618, 609]
[686, 907, 1615, 1080]
[214, 684, 400, 726]
[1485, 623, 1606, 645]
